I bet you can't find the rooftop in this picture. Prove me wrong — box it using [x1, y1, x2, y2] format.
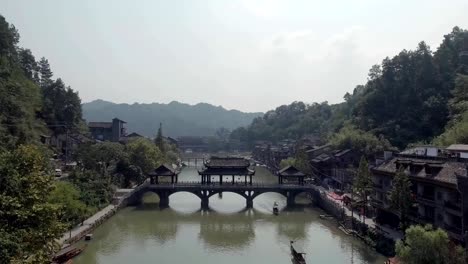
[148, 164, 179, 176]
[447, 144, 468, 152]
[88, 122, 112, 128]
[373, 156, 467, 186]
[278, 165, 306, 177]
[204, 156, 250, 168]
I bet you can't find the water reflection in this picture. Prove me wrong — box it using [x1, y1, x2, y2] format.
[74, 167, 386, 264]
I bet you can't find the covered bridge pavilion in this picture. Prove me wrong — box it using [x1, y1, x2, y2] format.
[277, 165, 306, 185]
[198, 156, 255, 185]
[148, 164, 180, 184]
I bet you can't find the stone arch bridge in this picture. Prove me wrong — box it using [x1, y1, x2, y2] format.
[125, 182, 320, 209]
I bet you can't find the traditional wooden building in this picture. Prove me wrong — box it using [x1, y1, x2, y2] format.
[148, 164, 180, 184]
[88, 118, 127, 142]
[372, 146, 468, 241]
[198, 157, 255, 185]
[277, 165, 306, 185]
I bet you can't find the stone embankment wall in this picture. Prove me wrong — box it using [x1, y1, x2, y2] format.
[59, 182, 148, 245]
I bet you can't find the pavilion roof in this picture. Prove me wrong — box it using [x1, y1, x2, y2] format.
[198, 167, 255, 176]
[278, 165, 306, 177]
[148, 164, 179, 176]
[204, 156, 250, 168]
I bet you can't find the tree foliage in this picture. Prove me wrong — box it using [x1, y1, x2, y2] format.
[48, 181, 88, 227]
[389, 169, 413, 229]
[0, 15, 84, 151]
[127, 138, 163, 174]
[0, 145, 65, 263]
[232, 27, 468, 150]
[396, 225, 466, 264]
[352, 157, 373, 223]
[329, 125, 395, 157]
[154, 123, 165, 153]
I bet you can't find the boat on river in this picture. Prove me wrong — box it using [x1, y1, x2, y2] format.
[290, 241, 306, 264]
[273, 202, 279, 215]
[53, 244, 86, 264]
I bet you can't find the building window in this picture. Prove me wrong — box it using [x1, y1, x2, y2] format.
[437, 214, 443, 221]
[437, 192, 442, 200]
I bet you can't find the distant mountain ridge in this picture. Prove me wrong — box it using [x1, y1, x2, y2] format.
[82, 100, 263, 137]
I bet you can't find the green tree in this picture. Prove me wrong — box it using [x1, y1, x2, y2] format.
[41, 78, 83, 132]
[154, 123, 165, 153]
[434, 111, 468, 146]
[449, 74, 468, 121]
[127, 138, 163, 174]
[389, 169, 413, 229]
[396, 225, 466, 264]
[279, 157, 296, 169]
[75, 142, 126, 172]
[49, 181, 88, 226]
[0, 145, 65, 263]
[69, 169, 114, 210]
[38, 57, 53, 88]
[294, 148, 312, 176]
[329, 125, 395, 158]
[0, 16, 45, 149]
[352, 157, 373, 224]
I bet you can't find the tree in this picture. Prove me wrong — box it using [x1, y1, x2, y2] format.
[0, 145, 65, 263]
[41, 78, 83, 132]
[18, 48, 39, 82]
[329, 125, 395, 158]
[127, 138, 163, 174]
[38, 57, 53, 88]
[0, 16, 45, 149]
[154, 123, 165, 153]
[69, 169, 114, 210]
[389, 169, 413, 229]
[280, 157, 296, 169]
[49, 181, 88, 226]
[352, 156, 373, 224]
[396, 225, 466, 264]
[75, 142, 126, 171]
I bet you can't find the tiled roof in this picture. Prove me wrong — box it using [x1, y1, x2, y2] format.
[372, 156, 467, 186]
[148, 164, 179, 176]
[447, 144, 468, 152]
[205, 157, 250, 168]
[198, 167, 255, 176]
[278, 165, 306, 177]
[88, 122, 112, 128]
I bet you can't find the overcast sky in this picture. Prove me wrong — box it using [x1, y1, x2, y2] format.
[2, 0, 467, 112]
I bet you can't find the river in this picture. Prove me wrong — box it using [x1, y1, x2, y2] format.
[74, 167, 386, 264]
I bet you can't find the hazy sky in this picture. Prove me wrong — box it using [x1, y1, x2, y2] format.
[2, 0, 467, 112]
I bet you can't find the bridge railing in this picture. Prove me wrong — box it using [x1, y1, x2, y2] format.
[147, 181, 317, 189]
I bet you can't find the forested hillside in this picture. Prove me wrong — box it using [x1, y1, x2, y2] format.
[231, 27, 468, 149]
[82, 99, 263, 137]
[0, 16, 83, 150]
[0, 15, 179, 263]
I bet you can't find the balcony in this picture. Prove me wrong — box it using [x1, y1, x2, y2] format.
[417, 194, 435, 205]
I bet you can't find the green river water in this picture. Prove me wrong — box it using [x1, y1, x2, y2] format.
[73, 167, 386, 264]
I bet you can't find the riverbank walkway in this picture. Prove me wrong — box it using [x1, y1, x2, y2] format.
[318, 186, 403, 240]
[58, 204, 115, 244]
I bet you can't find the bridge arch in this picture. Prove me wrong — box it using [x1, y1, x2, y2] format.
[140, 190, 161, 204]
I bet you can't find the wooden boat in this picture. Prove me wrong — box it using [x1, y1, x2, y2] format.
[53, 244, 86, 263]
[273, 202, 279, 215]
[290, 241, 306, 264]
